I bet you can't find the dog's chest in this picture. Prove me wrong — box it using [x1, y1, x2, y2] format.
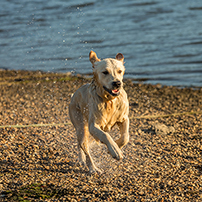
[100, 100, 125, 131]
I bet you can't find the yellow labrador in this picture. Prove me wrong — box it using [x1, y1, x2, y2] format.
[69, 51, 129, 173]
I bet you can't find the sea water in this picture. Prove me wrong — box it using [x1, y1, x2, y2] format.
[0, 0, 202, 86]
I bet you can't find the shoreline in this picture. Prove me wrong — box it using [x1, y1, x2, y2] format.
[0, 69, 201, 201]
[1, 69, 202, 89]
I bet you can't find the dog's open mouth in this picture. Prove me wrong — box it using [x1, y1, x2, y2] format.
[103, 86, 120, 96]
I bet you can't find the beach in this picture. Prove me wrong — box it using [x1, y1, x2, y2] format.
[0, 70, 201, 201]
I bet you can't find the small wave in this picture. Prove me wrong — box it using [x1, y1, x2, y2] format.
[189, 7, 202, 10]
[146, 8, 173, 15]
[121, 2, 158, 8]
[40, 57, 73, 61]
[33, 18, 46, 22]
[173, 53, 201, 58]
[67, 2, 94, 10]
[43, 5, 61, 10]
[81, 40, 104, 44]
[183, 41, 202, 46]
[186, 60, 202, 64]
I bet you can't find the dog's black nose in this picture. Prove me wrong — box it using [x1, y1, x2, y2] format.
[112, 81, 121, 88]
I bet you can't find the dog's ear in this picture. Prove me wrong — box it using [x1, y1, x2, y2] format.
[89, 51, 100, 67]
[116, 53, 124, 63]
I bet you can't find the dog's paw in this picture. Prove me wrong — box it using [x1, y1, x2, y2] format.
[115, 134, 129, 149]
[108, 142, 123, 160]
[75, 160, 86, 170]
[89, 166, 102, 174]
[77, 161, 86, 167]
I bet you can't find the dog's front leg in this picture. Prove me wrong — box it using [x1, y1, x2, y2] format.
[116, 117, 129, 149]
[89, 122, 123, 160]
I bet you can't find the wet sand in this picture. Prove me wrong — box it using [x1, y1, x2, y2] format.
[0, 70, 201, 201]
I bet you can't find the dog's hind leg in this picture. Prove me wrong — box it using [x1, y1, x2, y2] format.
[69, 106, 101, 173]
[77, 134, 86, 166]
[69, 105, 86, 165]
[77, 125, 101, 173]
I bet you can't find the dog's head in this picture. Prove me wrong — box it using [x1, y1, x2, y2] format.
[89, 51, 125, 99]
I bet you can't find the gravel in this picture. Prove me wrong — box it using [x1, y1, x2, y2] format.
[0, 70, 201, 201]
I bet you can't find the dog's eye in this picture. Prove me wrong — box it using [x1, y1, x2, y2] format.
[102, 71, 109, 75]
[118, 70, 122, 74]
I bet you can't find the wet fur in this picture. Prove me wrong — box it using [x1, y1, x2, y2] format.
[69, 51, 129, 173]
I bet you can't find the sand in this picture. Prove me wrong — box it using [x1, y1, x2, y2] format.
[0, 70, 201, 201]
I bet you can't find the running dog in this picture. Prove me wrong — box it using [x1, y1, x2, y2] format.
[69, 51, 129, 173]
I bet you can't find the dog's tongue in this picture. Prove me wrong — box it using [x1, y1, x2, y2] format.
[112, 89, 119, 94]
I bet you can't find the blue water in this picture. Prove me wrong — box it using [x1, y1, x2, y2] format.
[0, 0, 202, 86]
